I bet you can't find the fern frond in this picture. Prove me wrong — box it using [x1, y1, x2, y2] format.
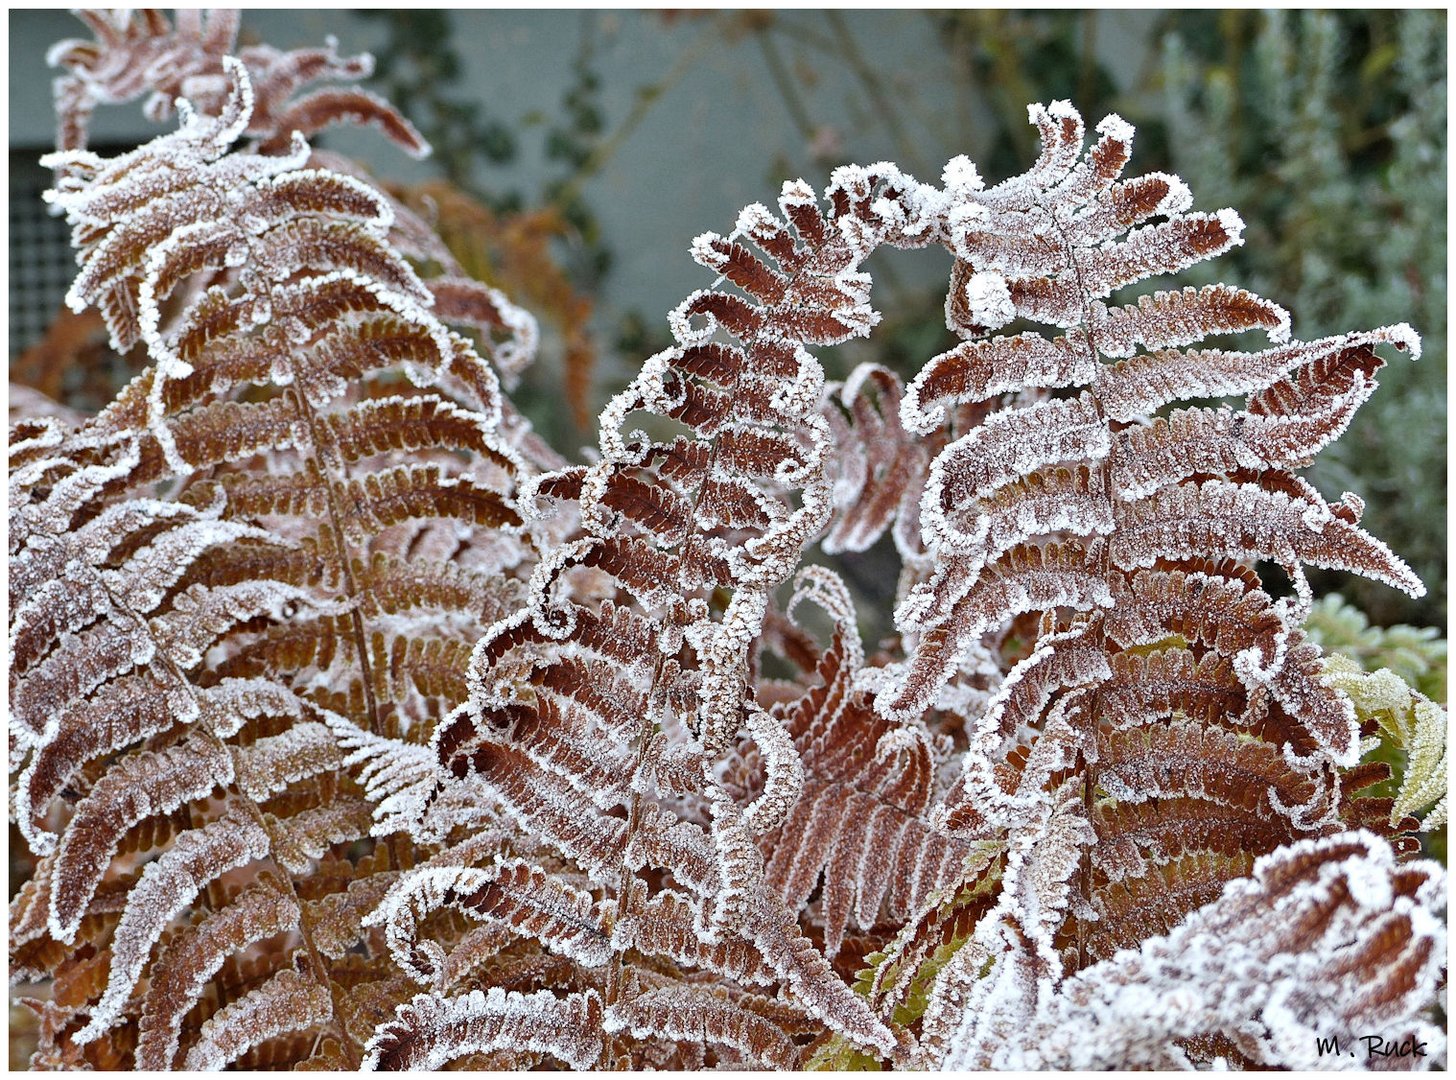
[945, 832, 1446, 1070]
[755, 611, 969, 959]
[368, 861, 611, 983]
[12, 30, 542, 1072]
[608, 978, 804, 1070]
[49, 737, 234, 943]
[821, 364, 930, 557]
[135, 877, 302, 1069]
[48, 9, 423, 156]
[76, 808, 271, 1043]
[362, 987, 604, 1070]
[183, 966, 336, 1070]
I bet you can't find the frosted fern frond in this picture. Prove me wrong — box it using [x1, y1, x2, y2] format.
[940, 832, 1446, 1070]
[48, 9, 426, 156]
[363, 987, 604, 1070]
[848, 102, 1437, 1070]
[743, 573, 971, 961]
[10, 18, 543, 1070]
[881, 102, 1422, 725]
[366, 861, 612, 984]
[820, 363, 931, 558]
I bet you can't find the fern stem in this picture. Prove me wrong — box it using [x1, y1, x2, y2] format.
[281, 384, 407, 877]
[1047, 198, 1107, 976]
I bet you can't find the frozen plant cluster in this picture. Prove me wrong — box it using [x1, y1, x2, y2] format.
[8, 11, 1446, 1073]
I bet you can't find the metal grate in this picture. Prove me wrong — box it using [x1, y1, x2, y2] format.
[9, 150, 81, 358]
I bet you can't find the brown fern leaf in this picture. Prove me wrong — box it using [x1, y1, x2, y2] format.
[135, 876, 302, 1069]
[874, 102, 1442, 1071]
[756, 603, 970, 960]
[19, 16, 1445, 1070]
[947, 832, 1445, 1069]
[821, 363, 931, 556]
[885, 105, 1421, 726]
[886, 539, 1111, 723]
[49, 9, 423, 156]
[362, 987, 604, 1070]
[609, 977, 805, 1069]
[367, 861, 612, 982]
[183, 965, 336, 1070]
[12, 27, 542, 1072]
[390, 153, 1026, 1065]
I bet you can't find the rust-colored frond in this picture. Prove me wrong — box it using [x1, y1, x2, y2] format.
[1099, 284, 1289, 353]
[168, 538, 329, 605]
[49, 9, 422, 156]
[340, 465, 520, 534]
[1111, 356, 1385, 500]
[1097, 720, 1323, 825]
[151, 396, 303, 479]
[183, 962, 335, 1070]
[74, 808, 272, 1044]
[588, 470, 694, 545]
[13, 28, 538, 1073]
[49, 736, 234, 942]
[964, 832, 1446, 1070]
[821, 364, 930, 555]
[355, 552, 521, 622]
[135, 877, 302, 1069]
[749, 608, 944, 941]
[614, 882, 774, 987]
[453, 860, 610, 966]
[908, 328, 1100, 430]
[891, 105, 1424, 746]
[1110, 479, 1424, 598]
[761, 672, 968, 957]
[611, 978, 804, 1069]
[1101, 648, 1246, 729]
[260, 87, 430, 158]
[882, 539, 1110, 721]
[1095, 323, 1418, 420]
[363, 987, 604, 1070]
[1084, 851, 1255, 964]
[368, 861, 611, 983]
[877, 101, 1439, 1072]
[1106, 568, 1356, 758]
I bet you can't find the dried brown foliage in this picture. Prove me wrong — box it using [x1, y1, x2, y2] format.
[9, 14, 1446, 1074]
[392, 182, 598, 432]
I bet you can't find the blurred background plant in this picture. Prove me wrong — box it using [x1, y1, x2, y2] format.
[1305, 594, 1447, 705]
[1160, 10, 1446, 631]
[10, 8, 1444, 630]
[1305, 594, 1448, 863]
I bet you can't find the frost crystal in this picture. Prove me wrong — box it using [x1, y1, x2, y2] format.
[963, 270, 1016, 330]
